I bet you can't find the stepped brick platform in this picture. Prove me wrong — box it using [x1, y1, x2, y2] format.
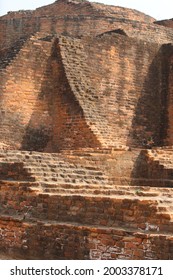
[0, 0, 173, 260]
[0, 148, 173, 259]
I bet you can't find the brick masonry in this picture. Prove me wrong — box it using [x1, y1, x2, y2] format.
[0, 216, 173, 260]
[0, 0, 173, 260]
[0, 148, 173, 259]
[1, 33, 173, 150]
[1, 0, 173, 53]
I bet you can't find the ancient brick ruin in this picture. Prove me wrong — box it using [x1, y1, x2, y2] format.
[0, 0, 173, 259]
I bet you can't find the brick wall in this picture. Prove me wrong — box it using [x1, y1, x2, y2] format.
[164, 45, 173, 145]
[0, 33, 171, 150]
[0, 35, 53, 150]
[0, 148, 173, 260]
[0, 216, 172, 260]
[49, 17, 173, 44]
[1, 16, 173, 53]
[0, 17, 39, 51]
[0, 181, 172, 233]
[0, 34, 99, 151]
[1, 0, 173, 261]
[58, 34, 169, 147]
[1, 0, 173, 55]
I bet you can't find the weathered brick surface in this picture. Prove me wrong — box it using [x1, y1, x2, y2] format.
[0, 0, 173, 260]
[1, 0, 173, 54]
[0, 180, 173, 233]
[0, 216, 173, 260]
[0, 147, 173, 261]
[59, 35, 168, 147]
[1, 0, 155, 22]
[0, 34, 99, 151]
[1, 33, 172, 150]
[0, 147, 173, 259]
[0, 150, 111, 185]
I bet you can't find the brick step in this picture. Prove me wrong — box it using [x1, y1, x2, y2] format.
[25, 164, 104, 173]
[161, 192, 173, 198]
[29, 172, 108, 182]
[147, 151, 173, 163]
[41, 183, 115, 189]
[1, 150, 173, 187]
[35, 183, 173, 198]
[42, 187, 168, 198]
[0, 154, 56, 161]
[25, 164, 102, 170]
[158, 156, 173, 160]
[1, 185, 173, 234]
[0, 166, 110, 185]
[2, 180, 173, 201]
[2, 214, 172, 237]
[27, 167, 108, 176]
[0, 151, 109, 179]
[41, 190, 173, 205]
[41, 182, 173, 191]
[0, 151, 108, 169]
[35, 159, 102, 167]
[1, 214, 173, 238]
[26, 168, 106, 174]
[0, 148, 117, 157]
[36, 177, 109, 184]
[0, 180, 40, 186]
[36, 178, 109, 185]
[62, 147, 126, 155]
[40, 183, 156, 192]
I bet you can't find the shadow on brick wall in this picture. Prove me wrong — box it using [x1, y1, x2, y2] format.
[0, 36, 29, 70]
[127, 45, 170, 148]
[21, 39, 100, 152]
